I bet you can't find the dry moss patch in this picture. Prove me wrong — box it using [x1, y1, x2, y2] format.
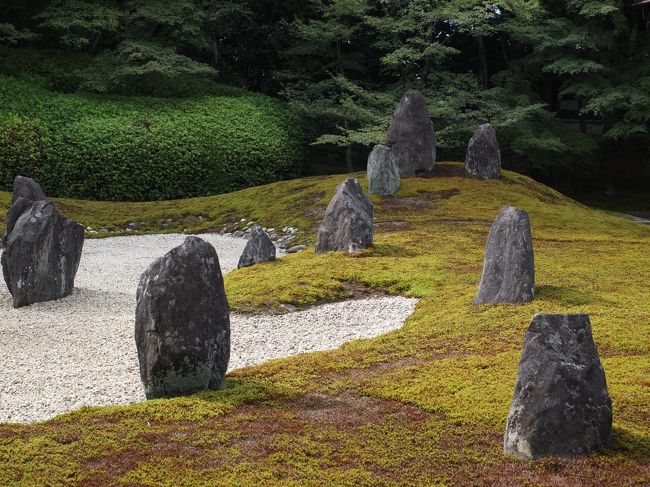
[1, 164, 649, 486]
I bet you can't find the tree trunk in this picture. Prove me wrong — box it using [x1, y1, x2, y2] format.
[346, 144, 354, 173]
[477, 36, 489, 89]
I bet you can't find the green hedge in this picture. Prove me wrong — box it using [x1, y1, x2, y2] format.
[0, 75, 305, 201]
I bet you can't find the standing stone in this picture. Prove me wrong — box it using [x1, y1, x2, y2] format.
[315, 178, 373, 253]
[367, 144, 400, 196]
[135, 236, 230, 399]
[386, 90, 436, 176]
[238, 224, 276, 268]
[474, 206, 534, 305]
[465, 123, 501, 179]
[2, 177, 84, 308]
[504, 314, 612, 460]
[11, 175, 47, 204]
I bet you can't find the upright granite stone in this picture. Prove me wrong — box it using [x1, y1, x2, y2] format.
[2, 177, 84, 308]
[474, 206, 534, 305]
[465, 123, 502, 179]
[135, 236, 230, 399]
[504, 314, 612, 460]
[386, 90, 436, 176]
[315, 178, 373, 253]
[238, 224, 276, 268]
[367, 144, 400, 196]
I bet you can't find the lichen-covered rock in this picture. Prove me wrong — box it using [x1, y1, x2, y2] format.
[474, 206, 534, 305]
[11, 175, 47, 204]
[315, 178, 373, 253]
[238, 225, 276, 268]
[504, 314, 612, 460]
[386, 90, 436, 176]
[135, 236, 230, 399]
[367, 144, 400, 196]
[465, 123, 502, 179]
[2, 194, 84, 308]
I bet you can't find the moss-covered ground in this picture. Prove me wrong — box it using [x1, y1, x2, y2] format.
[0, 164, 649, 486]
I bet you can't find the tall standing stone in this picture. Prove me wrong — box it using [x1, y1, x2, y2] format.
[238, 224, 276, 268]
[465, 123, 502, 179]
[135, 236, 230, 399]
[367, 144, 400, 196]
[504, 314, 612, 460]
[386, 90, 436, 176]
[474, 206, 534, 305]
[316, 178, 373, 253]
[2, 177, 84, 308]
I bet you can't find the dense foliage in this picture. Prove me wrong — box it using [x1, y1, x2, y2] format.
[1, 0, 649, 189]
[0, 74, 304, 201]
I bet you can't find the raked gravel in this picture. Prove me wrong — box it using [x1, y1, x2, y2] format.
[0, 233, 417, 424]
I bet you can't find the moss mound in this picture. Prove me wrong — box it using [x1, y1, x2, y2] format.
[0, 165, 649, 485]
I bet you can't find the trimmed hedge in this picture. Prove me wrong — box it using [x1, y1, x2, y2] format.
[0, 75, 305, 201]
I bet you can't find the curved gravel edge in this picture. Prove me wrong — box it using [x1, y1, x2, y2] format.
[0, 234, 417, 424]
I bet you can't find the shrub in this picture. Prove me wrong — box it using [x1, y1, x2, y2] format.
[0, 75, 305, 201]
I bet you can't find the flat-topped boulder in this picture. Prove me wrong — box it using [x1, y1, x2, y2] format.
[465, 123, 501, 179]
[367, 144, 400, 196]
[386, 90, 436, 176]
[474, 206, 534, 305]
[504, 314, 612, 460]
[135, 236, 230, 399]
[316, 178, 373, 253]
[238, 224, 276, 268]
[2, 177, 84, 308]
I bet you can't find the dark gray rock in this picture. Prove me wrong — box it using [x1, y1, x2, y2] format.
[135, 236, 230, 399]
[386, 90, 436, 176]
[238, 224, 276, 268]
[367, 144, 400, 196]
[465, 123, 501, 179]
[474, 206, 534, 305]
[315, 178, 373, 253]
[504, 314, 612, 460]
[12, 176, 47, 204]
[287, 245, 306, 254]
[2, 199, 84, 308]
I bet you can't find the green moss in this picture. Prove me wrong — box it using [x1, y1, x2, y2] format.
[1, 164, 649, 485]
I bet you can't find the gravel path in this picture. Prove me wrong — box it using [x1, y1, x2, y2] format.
[0, 234, 417, 424]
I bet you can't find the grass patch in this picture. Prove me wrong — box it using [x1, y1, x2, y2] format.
[1, 164, 649, 485]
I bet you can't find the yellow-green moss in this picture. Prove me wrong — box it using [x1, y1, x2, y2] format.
[1, 164, 649, 485]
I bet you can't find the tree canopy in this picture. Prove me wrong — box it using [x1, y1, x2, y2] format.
[1, 0, 649, 188]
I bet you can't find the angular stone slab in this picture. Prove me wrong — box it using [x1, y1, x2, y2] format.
[2, 198, 84, 308]
[386, 90, 436, 177]
[474, 206, 534, 305]
[135, 236, 230, 399]
[367, 144, 400, 196]
[465, 123, 502, 179]
[504, 314, 612, 460]
[316, 178, 373, 253]
[238, 224, 276, 268]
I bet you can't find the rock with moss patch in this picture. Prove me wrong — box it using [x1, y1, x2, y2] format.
[316, 178, 373, 253]
[386, 90, 436, 176]
[2, 177, 84, 308]
[367, 144, 400, 196]
[474, 206, 534, 305]
[465, 123, 501, 179]
[135, 236, 230, 399]
[238, 225, 276, 268]
[504, 314, 612, 460]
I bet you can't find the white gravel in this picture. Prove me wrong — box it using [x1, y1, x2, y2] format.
[0, 234, 417, 424]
